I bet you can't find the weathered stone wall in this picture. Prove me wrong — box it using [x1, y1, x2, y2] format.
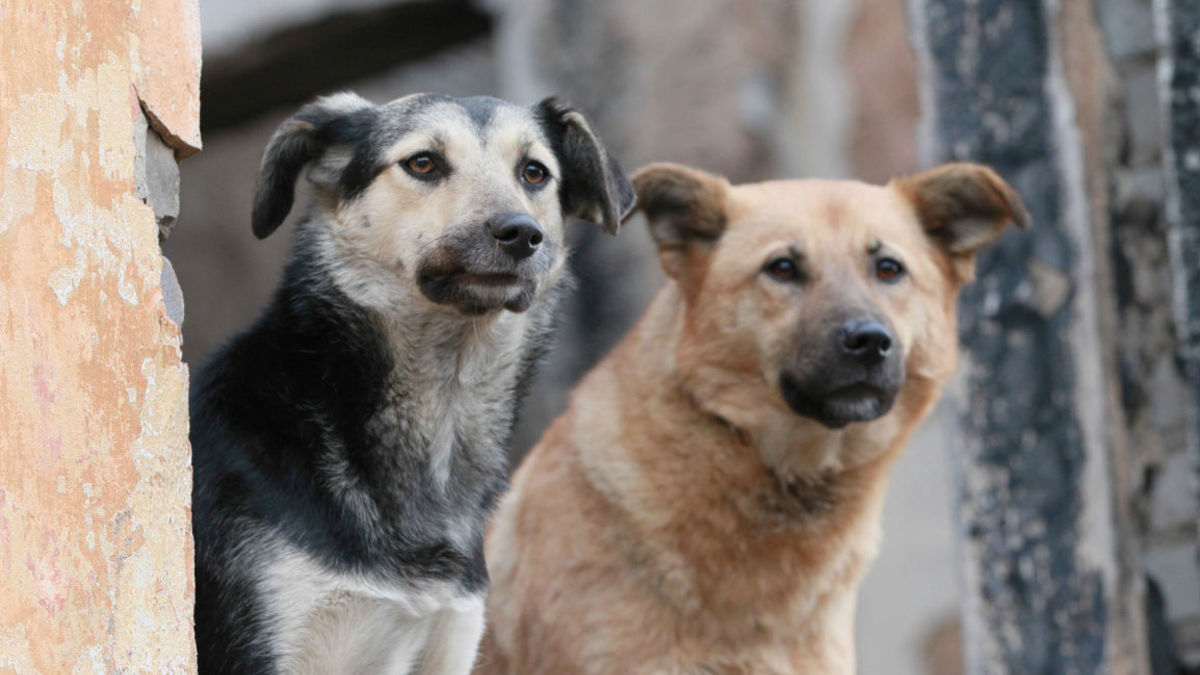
[0, 1, 201, 671]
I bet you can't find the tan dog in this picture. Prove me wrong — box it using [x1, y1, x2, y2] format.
[477, 162, 1027, 674]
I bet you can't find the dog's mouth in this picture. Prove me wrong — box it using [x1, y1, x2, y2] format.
[417, 264, 539, 315]
[779, 373, 901, 429]
[449, 271, 521, 287]
[415, 227, 558, 315]
[419, 266, 524, 290]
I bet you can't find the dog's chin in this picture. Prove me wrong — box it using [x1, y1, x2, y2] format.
[417, 268, 539, 315]
[780, 374, 900, 429]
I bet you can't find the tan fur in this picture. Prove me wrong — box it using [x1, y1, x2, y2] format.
[479, 163, 1026, 674]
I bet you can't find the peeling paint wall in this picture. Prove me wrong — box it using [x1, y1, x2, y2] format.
[0, 1, 201, 672]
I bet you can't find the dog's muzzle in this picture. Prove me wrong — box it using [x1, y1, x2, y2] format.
[779, 318, 905, 428]
[417, 215, 555, 315]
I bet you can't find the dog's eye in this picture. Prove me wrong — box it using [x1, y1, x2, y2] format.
[403, 152, 441, 178]
[765, 257, 799, 282]
[521, 161, 549, 186]
[875, 257, 905, 282]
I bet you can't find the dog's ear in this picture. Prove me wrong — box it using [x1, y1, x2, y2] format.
[894, 163, 1029, 270]
[252, 93, 373, 239]
[632, 163, 729, 280]
[536, 97, 635, 235]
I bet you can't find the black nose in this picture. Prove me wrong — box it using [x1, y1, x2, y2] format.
[839, 319, 893, 363]
[489, 213, 543, 260]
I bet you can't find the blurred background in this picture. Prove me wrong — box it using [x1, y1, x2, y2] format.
[164, 1, 1200, 673]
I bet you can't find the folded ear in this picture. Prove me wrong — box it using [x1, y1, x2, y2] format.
[631, 162, 730, 280]
[893, 162, 1029, 258]
[536, 98, 635, 235]
[252, 92, 373, 239]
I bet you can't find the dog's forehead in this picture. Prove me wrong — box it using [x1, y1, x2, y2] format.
[375, 94, 548, 147]
[727, 180, 919, 247]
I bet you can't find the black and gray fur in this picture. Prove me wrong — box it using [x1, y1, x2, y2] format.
[191, 92, 633, 674]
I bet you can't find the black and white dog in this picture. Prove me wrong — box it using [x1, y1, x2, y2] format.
[190, 92, 634, 674]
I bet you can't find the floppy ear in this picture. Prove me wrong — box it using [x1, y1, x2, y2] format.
[536, 97, 635, 235]
[631, 162, 730, 280]
[893, 163, 1029, 260]
[252, 93, 373, 239]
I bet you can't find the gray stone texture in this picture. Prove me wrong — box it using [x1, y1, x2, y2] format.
[160, 255, 185, 328]
[133, 110, 183, 240]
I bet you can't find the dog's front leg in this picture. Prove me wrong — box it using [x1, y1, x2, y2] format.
[414, 599, 486, 675]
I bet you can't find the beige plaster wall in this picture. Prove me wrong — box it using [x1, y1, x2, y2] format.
[0, 0, 201, 671]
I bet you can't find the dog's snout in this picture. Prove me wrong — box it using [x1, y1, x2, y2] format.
[489, 213, 543, 260]
[838, 319, 893, 363]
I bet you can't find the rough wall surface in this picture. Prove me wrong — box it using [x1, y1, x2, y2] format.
[0, 0, 201, 671]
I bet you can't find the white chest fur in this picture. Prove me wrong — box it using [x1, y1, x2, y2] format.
[259, 546, 486, 675]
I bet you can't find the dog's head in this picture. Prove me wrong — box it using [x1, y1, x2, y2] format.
[634, 162, 1027, 433]
[253, 93, 634, 314]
